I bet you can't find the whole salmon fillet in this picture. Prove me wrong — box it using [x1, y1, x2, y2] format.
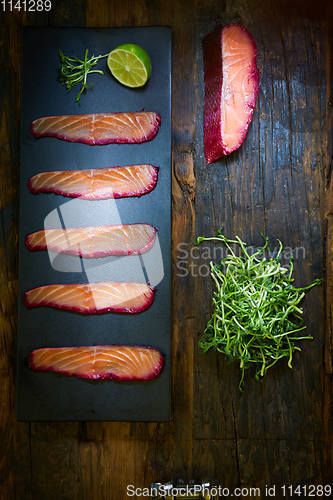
[30, 111, 161, 145]
[26, 224, 157, 258]
[203, 24, 259, 163]
[29, 345, 164, 381]
[24, 282, 155, 314]
[28, 164, 159, 200]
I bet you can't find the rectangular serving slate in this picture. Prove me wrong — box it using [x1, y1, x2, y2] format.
[16, 26, 171, 421]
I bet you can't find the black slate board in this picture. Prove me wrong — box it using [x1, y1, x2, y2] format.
[16, 26, 171, 421]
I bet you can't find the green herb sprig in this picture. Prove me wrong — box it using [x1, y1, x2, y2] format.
[196, 229, 321, 390]
[58, 49, 109, 104]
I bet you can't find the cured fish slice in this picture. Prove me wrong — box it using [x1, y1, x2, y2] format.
[30, 111, 161, 145]
[28, 164, 159, 200]
[26, 224, 157, 258]
[203, 24, 259, 163]
[29, 345, 164, 381]
[24, 282, 155, 314]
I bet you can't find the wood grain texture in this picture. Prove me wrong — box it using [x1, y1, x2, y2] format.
[0, 0, 332, 498]
[324, 0, 333, 481]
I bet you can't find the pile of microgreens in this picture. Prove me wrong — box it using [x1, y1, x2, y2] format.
[196, 229, 321, 390]
[58, 49, 109, 103]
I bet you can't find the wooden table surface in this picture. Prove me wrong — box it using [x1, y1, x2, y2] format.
[0, 0, 332, 498]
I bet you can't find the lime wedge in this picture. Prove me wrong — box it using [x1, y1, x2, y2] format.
[107, 44, 152, 88]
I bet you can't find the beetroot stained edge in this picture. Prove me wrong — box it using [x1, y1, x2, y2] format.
[203, 23, 259, 164]
[29, 346, 164, 381]
[27, 165, 159, 199]
[30, 113, 161, 145]
[25, 224, 157, 258]
[23, 283, 155, 315]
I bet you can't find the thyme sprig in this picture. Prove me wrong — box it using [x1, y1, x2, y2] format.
[196, 230, 321, 390]
[58, 49, 109, 104]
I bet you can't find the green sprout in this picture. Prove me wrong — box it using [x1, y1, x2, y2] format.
[196, 229, 321, 390]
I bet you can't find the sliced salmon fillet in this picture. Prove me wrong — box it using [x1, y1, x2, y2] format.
[30, 111, 161, 145]
[24, 282, 155, 314]
[29, 345, 164, 381]
[28, 164, 159, 200]
[26, 224, 157, 258]
[203, 24, 259, 163]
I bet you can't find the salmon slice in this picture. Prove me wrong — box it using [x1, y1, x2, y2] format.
[26, 224, 157, 258]
[203, 24, 259, 163]
[30, 111, 161, 145]
[24, 282, 155, 314]
[29, 345, 164, 381]
[28, 164, 159, 200]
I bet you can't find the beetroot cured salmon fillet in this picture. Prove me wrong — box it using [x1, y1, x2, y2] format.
[28, 164, 159, 200]
[26, 224, 157, 258]
[24, 282, 155, 314]
[30, 111, 161, 145]
[29, 345, 164, 381]
[203, 24, 259, 163]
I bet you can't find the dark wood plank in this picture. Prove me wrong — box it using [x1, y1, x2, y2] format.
[0, 0, 331, 498]
[237, 438, 325, 488]
[0, 12, 32, 500]
[192, 4, 331, 487]
[324, 0, 333, 480]
[29, 423, 81, 500]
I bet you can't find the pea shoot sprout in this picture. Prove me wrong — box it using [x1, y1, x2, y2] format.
[196, 230, 321, 390]
[58, 49, 109, 104]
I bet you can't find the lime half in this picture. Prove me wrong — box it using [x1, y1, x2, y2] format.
[107, 44, 152, 88]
